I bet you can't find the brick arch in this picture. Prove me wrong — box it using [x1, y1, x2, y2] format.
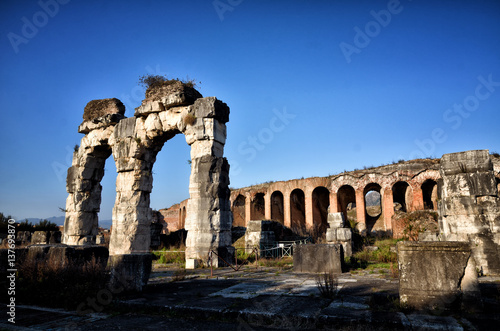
[312, 186, 330, 238]
[392, 181, 412, 212]
[250, 192, 266, 220]
[270, 190, 284, 224]
[290, 188, 306, 234]
[231, 194, 246, 227]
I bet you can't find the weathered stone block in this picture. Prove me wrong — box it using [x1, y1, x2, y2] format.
[113, 117, 136, 139]
[79, 113, 125, 134]
[293, 244, 343, 273]
[108, 254, 152, 292]
[327, 212, 345, 228]
[442, 172, 497, 197]
[193, 97, 230, 123]
[398, 241, 482, 311]
[441, 150, 492, 176]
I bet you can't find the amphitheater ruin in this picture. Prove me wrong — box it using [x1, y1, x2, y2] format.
[61, 79, 500, 291]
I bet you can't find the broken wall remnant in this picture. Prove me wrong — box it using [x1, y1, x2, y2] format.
[439, 150, 500, 275]
[325, 212, 353, 257]
[293, 244, 343, 273]
[63, 82, 233, 290]
[245, 220, 276, 255]
[398, 241, 482, 311]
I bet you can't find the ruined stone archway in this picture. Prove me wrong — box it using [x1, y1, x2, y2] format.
[290, 188, 306, 235]
[421, 179, 438, 210]
[270, 190, 284, 224]
[63, 86, 232, 290]
[251, 193, 266, 220]
[312, 186, 330, 238]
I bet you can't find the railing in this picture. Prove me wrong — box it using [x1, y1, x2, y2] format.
[207, 247, 259, 277]
[259, 237, 312, 258]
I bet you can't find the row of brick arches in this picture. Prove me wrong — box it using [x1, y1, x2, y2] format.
[230, 169, 440, 237]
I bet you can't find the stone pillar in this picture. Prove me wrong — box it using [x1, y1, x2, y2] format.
[245, 193, 251, 224]
[108, 117, 155, 291]
[439, 150, 500, 275]
[305, 190, 314, 231]
[412, 184, 424, 211]
[330, 192, 339, 213]
[325, 212, 352, 257]
[382, 188, 394, 232]
[64, 149, 108, 245]
[183, 97, 233, 268]
[284, 191, 291, 228]
[264, 192, 271, 219]
[355, 189, 366, 234]
[63, 98, 124, 246]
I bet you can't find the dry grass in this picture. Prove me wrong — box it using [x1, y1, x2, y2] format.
[183, 113, 196, 126]
[316, 272, 338, 299]
[16, 253, 108, 309]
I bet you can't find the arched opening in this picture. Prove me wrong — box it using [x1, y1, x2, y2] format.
[497, 177, 500, 194]
[422, 179, 438, 210]
[180, 206, 187, 229]
[312, 186, 330, 238]
[337, 185, 356, 226]
[290, 189, 306, 234]
[251, 193, 265, 220]
[232, 194, 246, 227]
[149, 134, 191, 233]
[392, 181, 410, 212]
[271, 191, 284, 224]
[364, 183, 382, 232]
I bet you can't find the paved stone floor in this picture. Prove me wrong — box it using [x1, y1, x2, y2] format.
[1, 265, 499, 330]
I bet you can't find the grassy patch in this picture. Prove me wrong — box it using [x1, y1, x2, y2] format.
[153, 246, 185, 266]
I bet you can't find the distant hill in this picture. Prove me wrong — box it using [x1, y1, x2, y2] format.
[20, 216, 112, 229]
[365, 191, 381, 206]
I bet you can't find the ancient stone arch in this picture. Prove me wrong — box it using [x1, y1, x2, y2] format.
[63, 84, 233, 290]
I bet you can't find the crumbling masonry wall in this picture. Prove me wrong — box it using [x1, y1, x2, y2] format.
[63, 87, 233, 290]
[439, 150, 500, 275]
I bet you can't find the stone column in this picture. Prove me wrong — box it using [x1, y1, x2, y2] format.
[440, 150, 500, 275]
[183, 97, 234, 268]
[382, 188, 394, 232]
[245, 193, 251, 224]
[329, 191, 339, 213]
[64, 148, 108, 245]
[412, 184, 424, 211]
[264, 192, 272, 219]
[305, 189, 314, 231]
[107, 117, 155, 291]
[63, 98, 124, 246]
[355, 189, 367, 234]
[283, 190, 291, 228]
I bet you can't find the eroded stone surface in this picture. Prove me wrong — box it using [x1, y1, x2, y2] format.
[439, 150, 500, 275]
[398, 241, 482, 311]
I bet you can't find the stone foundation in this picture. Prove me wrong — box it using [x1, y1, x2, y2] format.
[398, 241, 481, 311]
[293, 244, 343, 273]
[107, 254, 152, 292]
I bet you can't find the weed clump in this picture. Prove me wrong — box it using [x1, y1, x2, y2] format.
[316, 272, 338, 299]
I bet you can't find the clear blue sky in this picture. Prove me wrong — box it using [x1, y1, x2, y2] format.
[1, 0, 499, 221]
